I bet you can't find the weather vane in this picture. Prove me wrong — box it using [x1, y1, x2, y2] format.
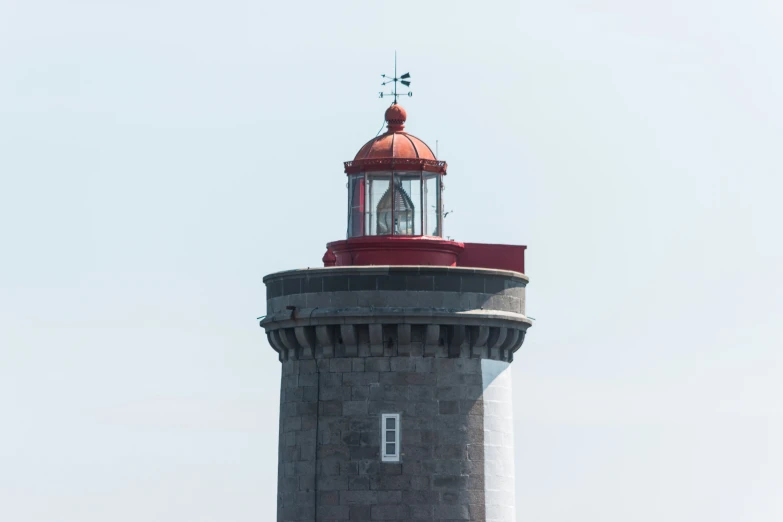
[379, 52, 412, 103]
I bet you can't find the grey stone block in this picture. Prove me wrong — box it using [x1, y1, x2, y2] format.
[351, 386, 369, 401]
[389, 357, 414, 372]
[434, 444, 467, 460]
[379, 462, 402, 476]
[433, 504, 470, 520]
[414, 401, 437, 417]
[316, 505, 349, 520]
[410, 505, 434, 520]
[400, 444, 432, 460]
[318, 445, 350, 462]
[283, 416, 301, 432]
[370, 474, 411, 491]
[348, 476, 369, 491]
[376, 490, 402, 503]
[438, 400, 459, 414]
[299, 359, 317, 374]
[320, 401, 342, 417]
[319, 491, 339, 506]
[357, 460, 379, 475]
[381, 385, 409, 401]
[435, 386, 462, 401]
[461, 459, 484, 476]
[350, 446, 379, 460]
[342, 371, 380, 385]
[340, 461, 358, 475]
[319, 460, 341, 476]
[340, 490, 377, 505]
[298, 373, 318, 387]
[330, 358, 352, 373]
[403, 489, 439, 505]
[410, 476, 429, 490]
[349, 505, 372, 520]
[364, 357, 390, 372]
[371, 504, 410, 521]
[342, 401, 368, 416]
[409, 385, 435, 402]
[432, 475, 467, 490]
[318, 475, 350, 491]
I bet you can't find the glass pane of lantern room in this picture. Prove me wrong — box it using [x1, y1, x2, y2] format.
[347, 175, 365, 237]
[367, 175, 392, 235]
[424, 174, 440, 236]
[394, 172, 422, 235]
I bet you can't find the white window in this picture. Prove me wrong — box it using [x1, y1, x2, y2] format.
[381, 413, 401, 462]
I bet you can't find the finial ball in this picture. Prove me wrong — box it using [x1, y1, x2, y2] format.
[385, 104, 407, 125]
[385, 104, 407, 132]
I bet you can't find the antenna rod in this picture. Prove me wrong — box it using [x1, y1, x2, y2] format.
[394, 51, 397, 103]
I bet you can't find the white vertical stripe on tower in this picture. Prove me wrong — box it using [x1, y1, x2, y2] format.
[481, 359, 516, 522]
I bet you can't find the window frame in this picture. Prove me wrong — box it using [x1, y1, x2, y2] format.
[365, 173, 393, 236]
[347, 174, 365, 238]
[423, 172, 441, 237]
[380, 413, 401, 462]
[392, 171, 423, 236]
[349, 171, 444, 238]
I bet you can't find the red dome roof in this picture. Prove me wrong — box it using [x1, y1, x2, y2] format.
[354, 132, 436, 162]
[345, 104, 447, 175]
[353, 103, 435, 161]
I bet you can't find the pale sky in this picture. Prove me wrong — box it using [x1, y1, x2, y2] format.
[1, 1, 782, 521]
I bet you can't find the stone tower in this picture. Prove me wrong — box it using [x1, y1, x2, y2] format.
[261, 103, 531, 522]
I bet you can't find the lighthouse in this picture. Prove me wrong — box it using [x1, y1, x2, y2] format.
[260, 99, 531, 522]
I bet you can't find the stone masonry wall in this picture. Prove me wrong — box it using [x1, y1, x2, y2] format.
[277, 355, 495, 522]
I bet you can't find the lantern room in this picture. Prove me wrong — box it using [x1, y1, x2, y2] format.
[343, 103, 447, 238]
[326, 101, 527, 273]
